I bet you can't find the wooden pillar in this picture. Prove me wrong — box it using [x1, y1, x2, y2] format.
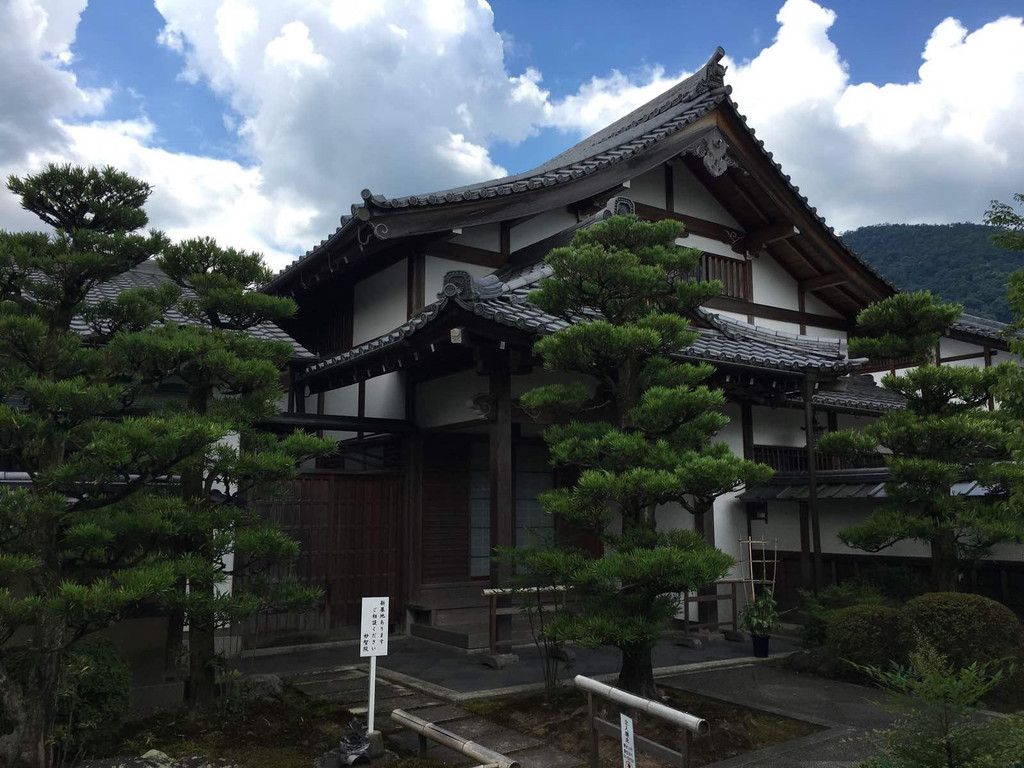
[803, 375, 823, 589]
[489, 362, 514, 652]
[798, 502, 812, 588]
[404, 376, 423, 615]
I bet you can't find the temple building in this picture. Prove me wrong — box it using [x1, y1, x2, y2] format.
[254, 48, 1017, 650]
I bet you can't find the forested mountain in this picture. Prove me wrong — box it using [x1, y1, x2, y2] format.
[840, 223, 1023, 322]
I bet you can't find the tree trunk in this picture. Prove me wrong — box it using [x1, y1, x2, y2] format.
[930, 529, 958, 592]
[616, 642, 657, 699]
[0, 640, 64, 767]
[188, 602, 218, 709]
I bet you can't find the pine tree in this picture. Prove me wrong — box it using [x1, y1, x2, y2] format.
[819, 291, 1023, 591]
[518, 215, 772, 697]
[0, 165, 223, 766]
[109, 237, 335, 707]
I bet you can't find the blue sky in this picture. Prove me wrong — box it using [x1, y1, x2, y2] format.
[2, 0, 1023, 267]
[68, 0, 1023, 173]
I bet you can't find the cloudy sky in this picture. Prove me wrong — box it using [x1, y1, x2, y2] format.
[2, 0, 1023, 269]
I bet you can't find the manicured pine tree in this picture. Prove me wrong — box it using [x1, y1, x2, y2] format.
[110, 237, 335, 708]
[518, 215, 773, 697]
[818, 290, 1023, 591]
[0, 165, 225, 767]
[986, 193, 1024, 570]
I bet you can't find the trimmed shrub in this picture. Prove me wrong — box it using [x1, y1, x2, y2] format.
[898, 592, 1023, 669]
[826, 604, 902, 672]
[801, 582, 886, 647]
[54, 635, 132, 759]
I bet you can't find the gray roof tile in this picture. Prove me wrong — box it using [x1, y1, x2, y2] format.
[76, 260, 314, 359]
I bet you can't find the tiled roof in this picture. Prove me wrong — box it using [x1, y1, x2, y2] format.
[298, 263, 867, 384]
[951, 313, 1009, 342]
[811, 374, 906, 412]
[76, 260, 314, 359]
[270, 46, 893, 302]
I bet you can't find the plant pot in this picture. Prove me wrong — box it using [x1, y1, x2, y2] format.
[751, 634, 770, 658]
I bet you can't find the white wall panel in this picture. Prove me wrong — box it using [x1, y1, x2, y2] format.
[352, 259, 408, 345]
[672, 162, 740, 227]
[509, 208, 578, 251]
[424, 256, 494, 304]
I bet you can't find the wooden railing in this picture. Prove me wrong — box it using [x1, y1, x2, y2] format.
[751, 444, 888, 473]
[698, 252, 748, 300]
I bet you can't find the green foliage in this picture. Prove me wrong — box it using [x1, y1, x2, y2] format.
[897, 592, 1023, 670]
[516, 216, 771, 695]
[854, 642, 1021, 768]
[800, 582, 886, 647]
[818, 292, 1021, 590]
[0, 163, 332, 764]
[740, 591, 780, 637]
[842, 222, 1019, 322]
[984, 192, 1024, 254]
[848, 290, 962, 364]
[826, 604, 902, 673]
[54, 635, 131, 761]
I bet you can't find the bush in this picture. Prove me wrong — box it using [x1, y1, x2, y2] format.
[853, 642, 1023, 768]
[858, 564, 928, 603]
[801, 582, 886, 647]
[826, 604, 901, 672]
[54, 635, 132, 761]
[898, 592, 1023, 669]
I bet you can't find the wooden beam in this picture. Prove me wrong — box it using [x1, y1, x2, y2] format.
[733, 221, 798, 255]
[489, 361, 514, 653]
[804, 375, 823, 590]
[407, 253, 426, 317]
[431, 241, 507, 268]
[800, 273, 847, 292]
[704, 296, 852, 331]
[664, 163, 675, 214]
[632, 201, 745, 247]
[261, 412, 413, 433]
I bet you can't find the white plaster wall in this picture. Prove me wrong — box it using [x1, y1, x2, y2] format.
[817, 500, 930, 557]
[424, 255, 495, 303]
[756, 318, 802, 334]
[352, 259, 408, 345]
[748, 501, 802, 551]
[712, 402, 751, 569]
[415, 368, 488, 428]
[752, 405, 805, 447]
[453, 223, 500, 250]
[804, 292, 842, 318]
[509, 208, 578, 251]
[323, 383, 359, 416]
[364, 371, 405, 419]
[806, 326, 847, 340]
[672, 162, 740, 227]
[625, 167, 665, 209]
[751, 254, 799, 310]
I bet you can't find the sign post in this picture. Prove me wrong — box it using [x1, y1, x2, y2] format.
[620, 713, 636, 768]
[360, 596, 389, 734]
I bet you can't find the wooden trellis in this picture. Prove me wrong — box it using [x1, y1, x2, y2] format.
[739, 537, 779, 602]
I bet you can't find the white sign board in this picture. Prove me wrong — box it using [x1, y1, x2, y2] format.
[360, 596, 389, 657]
[620, 713, 636, 768]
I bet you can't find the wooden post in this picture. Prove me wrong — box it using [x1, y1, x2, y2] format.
[803, 376, 823, 589]
[798, 501, 811, 588]
[490, 362, 514, 653]
[587, 691, 599, 768]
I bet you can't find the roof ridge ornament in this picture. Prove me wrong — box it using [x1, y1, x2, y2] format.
[681, 127, 736, 178]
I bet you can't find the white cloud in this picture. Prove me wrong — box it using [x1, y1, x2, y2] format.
[1, 0, 1023, 271]
[722, 0, 1024, 230]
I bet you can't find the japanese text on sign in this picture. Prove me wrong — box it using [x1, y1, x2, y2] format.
[360, 596, 389, 658]
[620, 713, 635, 768]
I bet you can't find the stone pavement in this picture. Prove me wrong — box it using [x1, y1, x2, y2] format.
[239, 634, 801, 695]
[660, 664, 893, 767]
[289, 665, 580, 768]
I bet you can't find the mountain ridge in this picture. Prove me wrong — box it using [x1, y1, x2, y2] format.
[839, 222, 1023, 322]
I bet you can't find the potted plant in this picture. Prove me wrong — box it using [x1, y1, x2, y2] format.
[741, 590, 779, 658]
